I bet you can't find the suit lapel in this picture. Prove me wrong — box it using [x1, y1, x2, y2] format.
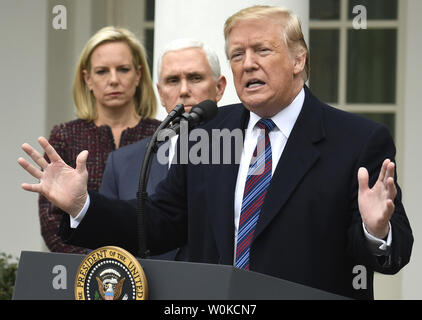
[254, 88, 326, 239]
[206, 105, 249, 264]
[206, 160, 238, 263]
[203, 93, 326, 260]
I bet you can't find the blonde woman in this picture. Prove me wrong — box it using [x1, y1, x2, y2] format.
[39, 26, 160, 253]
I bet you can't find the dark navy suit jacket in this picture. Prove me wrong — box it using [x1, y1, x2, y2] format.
[61, 87, 413, 299]
[99, 137, 182, 261]
[100, 137, 168, 201]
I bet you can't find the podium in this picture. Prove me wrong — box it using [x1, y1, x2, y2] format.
[13, 251, 346, 300]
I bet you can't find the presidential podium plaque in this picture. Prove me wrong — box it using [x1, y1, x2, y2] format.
[13, 250, 347, 300]
[74, 246, 147, 300]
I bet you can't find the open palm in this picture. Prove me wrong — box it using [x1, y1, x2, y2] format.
[18, 137, 88, 218]
[358, 159, 397, 239]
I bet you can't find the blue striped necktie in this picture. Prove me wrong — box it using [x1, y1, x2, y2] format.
[235, 118, 276, 270]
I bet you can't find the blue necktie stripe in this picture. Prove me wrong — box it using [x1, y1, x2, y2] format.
[235, 118, 275, 270]
[241, 175, 272, 210]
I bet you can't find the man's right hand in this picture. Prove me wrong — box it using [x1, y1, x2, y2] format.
[18, 136, 89, 218]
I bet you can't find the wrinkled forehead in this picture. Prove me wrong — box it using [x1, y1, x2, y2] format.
[225, 17, 286, 53]
[159, 47, 212, 78]
[227, 19, 285, 47]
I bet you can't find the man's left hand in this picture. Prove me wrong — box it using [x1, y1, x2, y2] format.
[358, 159, 397, 239]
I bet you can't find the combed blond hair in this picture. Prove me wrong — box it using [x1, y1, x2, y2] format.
[224, 5, 310, 81]
[73, 26, 157, 120]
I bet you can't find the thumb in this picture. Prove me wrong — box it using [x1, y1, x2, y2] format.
[358, 167, 369, 193]
[76, 150, 88, 174]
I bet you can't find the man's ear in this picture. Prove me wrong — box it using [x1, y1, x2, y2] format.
[156, 83, 165, 107]
[293, 52, 306, 76]
[215, 76, 227, 102]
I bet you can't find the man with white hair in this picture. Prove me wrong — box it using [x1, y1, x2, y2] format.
[100, 38, 226, 201]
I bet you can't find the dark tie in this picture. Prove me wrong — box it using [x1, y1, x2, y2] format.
[235, 118, 276, 270]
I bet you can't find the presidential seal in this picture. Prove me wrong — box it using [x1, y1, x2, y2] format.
[74, 246, 148, 300]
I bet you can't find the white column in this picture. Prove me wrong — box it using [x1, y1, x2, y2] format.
[153, 0, 309, 119]
[0, 0, 48, 257]
[401, 0, 422, 300]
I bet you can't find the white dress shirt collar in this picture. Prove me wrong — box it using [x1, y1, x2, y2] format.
[247, 87, 305, 137]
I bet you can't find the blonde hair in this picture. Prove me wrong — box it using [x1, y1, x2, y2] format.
[224, 5, 310, 81]
[73, 26, 157, 120]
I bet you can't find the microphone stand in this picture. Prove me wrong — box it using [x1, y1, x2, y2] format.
[136, 104, 185, 258]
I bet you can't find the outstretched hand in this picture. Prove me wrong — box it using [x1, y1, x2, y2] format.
[358, 159, 397, 239]
[18, 137, 89, 218]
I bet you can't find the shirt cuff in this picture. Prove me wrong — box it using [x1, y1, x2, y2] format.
[362, 222, 392, 255]
[70, 194, 90, 229]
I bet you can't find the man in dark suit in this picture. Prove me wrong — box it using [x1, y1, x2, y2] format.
[99, 39, 227, 260]
[19, 6, 413, 299]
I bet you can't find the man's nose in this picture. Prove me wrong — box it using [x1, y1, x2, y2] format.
[243, 50, 259, 71]
[179, 79, 190, 97]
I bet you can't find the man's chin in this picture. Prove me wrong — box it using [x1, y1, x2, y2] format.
[183, 106, 193, 113]
[242, 101, 281, 118]
[242, 99, 265, 112]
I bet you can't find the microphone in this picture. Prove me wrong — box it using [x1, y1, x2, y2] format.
[165, 103, 185, 122]
[169, 99, 218, 134]
[135, 99, 217, 258]
[135, 104, 184, 258]
[155, 103, 185, 135]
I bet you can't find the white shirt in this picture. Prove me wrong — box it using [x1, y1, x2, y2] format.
[168, 135, 179, 169]
[157, 134, 178, 169]
[233, 88, 305, 256]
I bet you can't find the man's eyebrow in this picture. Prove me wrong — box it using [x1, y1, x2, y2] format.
[187, 71, 203, 77]
[228, 45, 243, 52]
[164, 74, 180, 81]
[230, 39, 271, 49]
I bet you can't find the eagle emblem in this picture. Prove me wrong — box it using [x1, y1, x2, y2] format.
[96, 268, 126, 300]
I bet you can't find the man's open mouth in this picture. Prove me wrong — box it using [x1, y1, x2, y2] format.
[246, 79, 265, 88]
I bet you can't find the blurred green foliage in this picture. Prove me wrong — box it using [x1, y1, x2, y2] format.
[0, 253, 18, 300]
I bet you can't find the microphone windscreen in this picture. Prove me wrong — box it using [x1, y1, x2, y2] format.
[191, 100, 218, 122]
